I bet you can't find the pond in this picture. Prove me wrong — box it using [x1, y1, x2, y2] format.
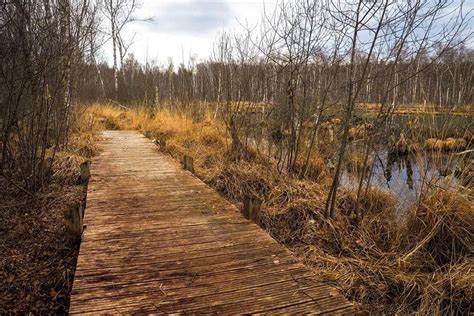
[241, 110, 472, 212]
[342, 147, 471, 212]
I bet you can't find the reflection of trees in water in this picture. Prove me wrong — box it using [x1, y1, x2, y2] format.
[384, 151, 414, 189]
[384, 152, 396, 185]
[346, 146, 463, 202]
[406, 158, 414, 189]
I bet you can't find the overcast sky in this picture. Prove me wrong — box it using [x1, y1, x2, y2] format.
[99, 0, 473, 66]
[100, 0, 279, 66]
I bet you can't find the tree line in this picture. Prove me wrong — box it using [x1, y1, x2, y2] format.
[78, 45, 474, 108]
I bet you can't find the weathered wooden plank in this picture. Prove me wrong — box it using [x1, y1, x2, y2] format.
[69, 130, 354, 314]
[74, 241, 279, 270]
[81, 225, 257, 246]
[82, 220, 257, 242]
[81, 231, 270, 255]
[73, 252, 295, 291]
[71, 267, 315, 311]
[72, 277, 329, 314]
[75, 247, 288, 278]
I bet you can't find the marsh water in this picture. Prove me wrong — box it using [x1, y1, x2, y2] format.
[341, 113, 472, 211]
[243, 111, 472, 211]
[341, 148, 467, 212]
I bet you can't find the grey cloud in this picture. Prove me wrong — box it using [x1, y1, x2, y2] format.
[145, 1, 233, 35]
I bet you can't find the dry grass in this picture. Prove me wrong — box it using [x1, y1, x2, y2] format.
[425, 137, 468, 152]
[292, 154, 328, 182]
[291, 187, 473, 314]
[348, 123, 373, 140]
[339, 187, 396, 217]
[392, 133, 421, 154]
[359, 102, 474, 117]
[399, 189, 473, 269]
[346, 151, 373, 176]
[87, 103, 473, 314]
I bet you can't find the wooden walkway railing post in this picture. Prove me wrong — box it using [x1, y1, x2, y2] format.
[183, 155, 195, 173]
[79, 160, 91, 185]
[64, 205, 83, 241]
[243, 195, 262, 227]
[159, 135, 166, 149]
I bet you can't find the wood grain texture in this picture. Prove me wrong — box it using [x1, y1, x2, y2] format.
[70, 130, 354, 314]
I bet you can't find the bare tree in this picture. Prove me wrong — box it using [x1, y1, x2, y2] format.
[101, 0, 140, 101]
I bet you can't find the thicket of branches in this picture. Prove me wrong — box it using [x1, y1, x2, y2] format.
[0, 0, 99, 192]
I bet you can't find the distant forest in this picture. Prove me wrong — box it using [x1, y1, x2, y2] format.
[78, 46, 474, 108]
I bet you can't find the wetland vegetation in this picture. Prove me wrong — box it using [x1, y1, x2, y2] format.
[1, 0, 473, 313]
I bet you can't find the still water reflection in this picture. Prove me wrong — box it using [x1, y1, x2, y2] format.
[342, 149, 464, 211]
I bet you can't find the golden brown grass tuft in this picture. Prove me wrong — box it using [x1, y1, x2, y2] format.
[262, 180, 327, 245]
[399, 189, 473, 269]
[348, 123, 373, 140]
[425, 137, 468, 152]
[208, 162, 273, 201]
[292, 154, 327, 182]
[339, 187, 396, 219]
[50, 105, 101, 183]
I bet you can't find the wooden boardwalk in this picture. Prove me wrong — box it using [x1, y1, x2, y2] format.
[70, 130, 354, 314]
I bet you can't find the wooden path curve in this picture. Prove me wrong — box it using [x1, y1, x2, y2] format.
[70, 130, 354, 314]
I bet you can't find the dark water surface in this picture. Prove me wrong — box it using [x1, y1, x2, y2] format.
[342, 148, 468, 211]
